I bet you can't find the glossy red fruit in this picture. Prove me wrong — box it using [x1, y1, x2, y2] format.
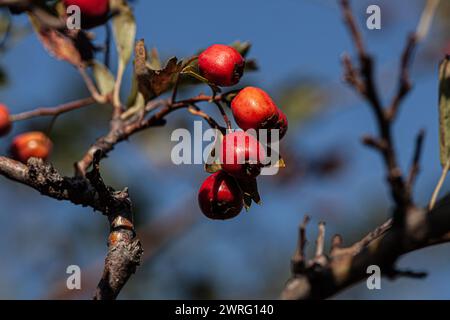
[0, 104, 11, 136]
[64, 0, 109, 28]
[220, 131, 266, 178]
[198, 44, 245, 87]
[11, 131, 53, 163]
[198, 171, 243, 220]
[231, 87, 278, 129]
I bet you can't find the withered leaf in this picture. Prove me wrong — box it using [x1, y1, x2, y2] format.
[28, 14, 92, 67]
[134, 39, 183, 102]
[439, 56, 450, 167]
[149, 57, 183, 97]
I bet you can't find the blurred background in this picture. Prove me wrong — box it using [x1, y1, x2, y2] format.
[0, 0, 449, 299]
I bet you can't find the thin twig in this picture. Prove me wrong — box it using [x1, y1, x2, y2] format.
[188, 104, 226, 134]
[291, 215, 310, 273]
[315, 222, 326, 259]
[213, 100, 232, 131]
[407, 129, 425, 190]
[386, 34, 417, 120]
[78, 67, 107, 103]
[429, 159, 450, 210]
[416, 0, 440, 41]
[340, 0, 411, 216]
[10, 97, 96, 122]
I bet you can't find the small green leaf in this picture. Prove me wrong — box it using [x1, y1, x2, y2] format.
[181, 66, 220, 92]
[92, 61, 115, 95]
[110, 0, 136, 66]
[229, 41, 252, 57]
[439, 56, 450, 167]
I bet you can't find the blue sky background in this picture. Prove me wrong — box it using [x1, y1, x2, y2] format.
[0, 0, 449, 299]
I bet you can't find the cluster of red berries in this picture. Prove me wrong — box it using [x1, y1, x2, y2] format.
[0, 104, 52, 163]
[197, 45, 288, 220]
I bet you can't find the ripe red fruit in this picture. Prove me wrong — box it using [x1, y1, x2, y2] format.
[231, 87, 288, 138]
[198, 171, 243, 220]
[64, 0, 109, 28]
[198, 44, 245, 87]
[220, 131, 266, 178]
[0, 104, 11, 136]
[11, 131, 53, 163]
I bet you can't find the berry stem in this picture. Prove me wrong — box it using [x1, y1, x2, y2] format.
[214, 100, 232, 131]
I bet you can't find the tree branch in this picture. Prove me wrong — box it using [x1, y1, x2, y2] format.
[281, 0, 441, 300]
[339, 0, 415, 219]
[281, 196, 450, 300]
[10, 97, 96, 122]
[0, 155, 142, 299]
[75, 93, 228, 175]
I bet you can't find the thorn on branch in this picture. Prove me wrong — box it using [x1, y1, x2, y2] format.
[340, 0, 366, 58]
[330, 234, 343, 255]
[314, 222, 327, 266]
[387, 33, 418, 120]
[407, 129, 425, 191]
[362, 135, 387, 151]
[342, 53, 366, 95]
[291, 215, 310, 274]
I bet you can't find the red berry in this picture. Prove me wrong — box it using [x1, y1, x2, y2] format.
[64, 0, 109, 28]
[198, 44, 245, 87]
[231, 87, 279, 130]
[11, 131, 53, 163]
[198, 171, 243, 220]
[0, 104, 11, 136]
[220, 131, 266, 178]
